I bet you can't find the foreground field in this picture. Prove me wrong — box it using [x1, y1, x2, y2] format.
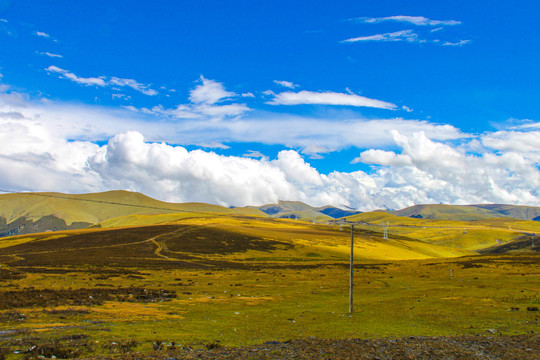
[88, 335, 539, 359]
[0, 215, 538, 358]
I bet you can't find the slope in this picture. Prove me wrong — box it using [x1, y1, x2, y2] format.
[343, 211, 540, 252]
[470, 204, 540, 221]
[0, 214, 473, 270]
[257, 201, 333, 221]
[0, 190, 267, 237]
[391, 204, 509, 221]
[391, 203, 540, 222]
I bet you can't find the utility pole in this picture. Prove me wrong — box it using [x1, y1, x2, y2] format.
[349, 224, 354, 314]
[382, 221, 389, 240]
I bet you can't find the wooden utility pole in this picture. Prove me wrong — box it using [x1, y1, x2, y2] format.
[349, 225, 354, 314]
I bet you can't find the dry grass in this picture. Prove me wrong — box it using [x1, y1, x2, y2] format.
[0, 215, 538, 358]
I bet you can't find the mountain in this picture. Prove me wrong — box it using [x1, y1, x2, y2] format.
[2, 190, 539, 238]
[470, 204, 540, 221]
[0, 190, 267, 237]
[315, 205, 362, 219]
[390, 204, 540, 222]
[390, 204, 506, 221]
[257, 201, 333, 221]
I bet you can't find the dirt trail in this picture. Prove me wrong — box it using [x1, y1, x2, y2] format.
[149, 225, 218, 267]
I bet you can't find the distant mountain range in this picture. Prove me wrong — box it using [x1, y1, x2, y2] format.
[390, 204, 540, 221]
[0, 190, 538, 237]
[254, 201, 361, 221]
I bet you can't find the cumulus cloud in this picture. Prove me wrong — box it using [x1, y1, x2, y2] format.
[354, 16, 461, 26]
[342, 30, 423, 44]
[274, 80, 298, 89]
[1, 86, 538, 210]
[353, 149, 412, 166]
[353, 130, 540, 207]
[482, 130, 540, 161]
[267, 90, 398, 110]
[189, 76, 235, 104]
[45, 66, 158, 95]
[0, 102, 538, 210]
[4, 127, 540, 210]
[128, 76, 250, 120]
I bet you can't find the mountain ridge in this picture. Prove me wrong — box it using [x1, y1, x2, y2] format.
[1, 191, 538, 237]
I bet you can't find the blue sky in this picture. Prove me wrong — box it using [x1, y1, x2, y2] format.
[0, 1, 539, 210]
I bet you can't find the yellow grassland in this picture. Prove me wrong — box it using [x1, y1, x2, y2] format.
[0, 212, 538, 357]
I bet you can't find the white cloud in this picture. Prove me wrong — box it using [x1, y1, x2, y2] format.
[109, 77, 158, 96]
[342, 30, 423, 43]
[355, 16, 461, 26]
[482, 130, 540, 161]
[45, 66, 159, 95]
[128, 77, 251, 120]
[0, 93, 538, 210]
[196, 103, 250, 118]
[241, 92, 255, 98]
[1, 124, 537, 210]
[243, 150, 268, 161]
[353, 130, 540, 208]
[512, 121, 540, 130]
[0, 87, 462, 152]
[112, 93, 130, 100]
[37, 51, 63, 58]
[402, 106, 413, 112]
[442, 40, 472, 46]
[267, 89, 398, 110]
[35, 31, 51, 38]
[353, 149, 412, 166]
[189, 76, 235, 104]
[1, 86, 538, 210]
[274, 80, 298, 89]
[46, 65, 107, 87]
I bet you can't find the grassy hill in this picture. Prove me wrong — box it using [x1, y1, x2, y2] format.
[0, 213, 537, 357]
[257, 201, 333, 221]
[389, 203, 540, 222]
[2, 190, 539, 243]
[344, 210, 540, 252]
[0, 190, 267, 237]
[471, 204, 540, 221]
[391, 204, 510, 221]
[0, 214, 475, 265]
[315, 205, 362, 219]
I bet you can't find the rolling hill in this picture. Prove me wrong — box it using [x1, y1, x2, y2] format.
[390, 203, 540, 221]
[0, 190, 267, 237]
[256, 201, 360, 221]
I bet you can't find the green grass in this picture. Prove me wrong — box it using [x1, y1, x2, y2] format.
[0, 190, 268, 226]
[0, 213, 538, 357]
[0, 255, 538, 356]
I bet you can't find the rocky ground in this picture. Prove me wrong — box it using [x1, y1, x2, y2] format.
[98, 335, 539, 359]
